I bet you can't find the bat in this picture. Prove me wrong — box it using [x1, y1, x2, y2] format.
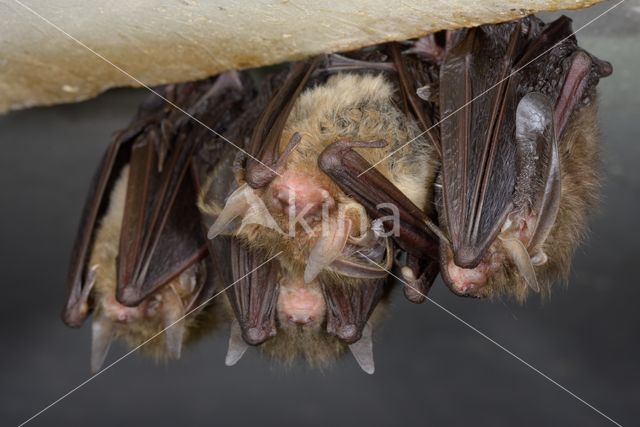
[200, 47, 440, 373]
[62, 74, 247, 372]
[321, 16, 611, 304]
[432, 16, 611, 300]
[63, 14, 611, 374]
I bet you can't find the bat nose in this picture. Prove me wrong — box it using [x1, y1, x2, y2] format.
[446, 260, 488, 295]
[287, 314, 314, 325]
[278, 284, 326, 326]
[270, 176, 335, 221]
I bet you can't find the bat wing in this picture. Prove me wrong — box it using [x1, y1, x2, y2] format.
[319, 139, 440, 260]
[437, 16, 605, 269]
[318, 138, 441, 302]
[193, 70, 290, 351]
[320, 278, 385, 344]
[62, 129, 139, 327]
[245, 58, 320, 188]
[390, 43, 440, 154]
[439, 22, 524, 268]
[115, 130, 207, 306]
[229, 240, 280, 345]
[63, 74, 245, 326]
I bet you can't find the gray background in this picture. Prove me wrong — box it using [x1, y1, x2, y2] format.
[1, 2, 639, 426]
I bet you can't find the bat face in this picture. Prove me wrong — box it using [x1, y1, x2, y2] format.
[259, 266, 344, 368]
[218, 240, 387, 372]
[208, 73, 434, 281]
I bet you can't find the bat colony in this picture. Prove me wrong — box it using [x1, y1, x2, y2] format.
[62, 16, 611, 374]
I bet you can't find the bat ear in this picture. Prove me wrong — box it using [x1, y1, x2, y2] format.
[348, 323, 375, 375]
[499, 234, 540, 293]
[162, 288, 186, 360]
[63, 265, 98, 328]
[90, 316, 114, 374]
[207, 184, 282, 240]
[225, 320, 250, 366]
[515, 92, 561, 266]
[207, 185, 254, 239]
[304, 217, 352, 283]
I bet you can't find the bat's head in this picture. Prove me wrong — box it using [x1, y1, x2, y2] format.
[206, 164, 391, 285]
[265, 272, 383, 374]
[259, 273, 343, 369]
[211, 73, 433, 372]
[438, 207, 541, 300]
[90, 260, 212, 373]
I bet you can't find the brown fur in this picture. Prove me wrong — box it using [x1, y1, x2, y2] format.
[214, 73, 438, 276]
[482, 101, 601, 301]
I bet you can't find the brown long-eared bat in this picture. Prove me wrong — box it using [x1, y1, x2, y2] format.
[433, 16, 611, 300]
[63, 14, 610, 374]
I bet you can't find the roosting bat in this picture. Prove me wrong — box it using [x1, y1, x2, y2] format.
[61, 75, 248, 372]
[318, 16, 611, 303]
[199, 51, 440, 372]
[63, 14, 610, 374]
[431, 16, 611, 300]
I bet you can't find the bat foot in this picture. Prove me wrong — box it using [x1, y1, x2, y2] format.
[337, 325, 360, 343]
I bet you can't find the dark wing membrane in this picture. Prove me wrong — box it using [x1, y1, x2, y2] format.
[229, 241, 280, 346]
[390, 43, 440, 154]
[116, 131, 206, 306]
[62, 102, 164, 327]
[245, 58, 320, 188]
[62, 134, 136, 327]
[116, 74, 247, 306]
[439, 22, 523, 268]
[318, 139, 439, 260]
[320, 278, 385, 344]
[192, 72, 287, 346]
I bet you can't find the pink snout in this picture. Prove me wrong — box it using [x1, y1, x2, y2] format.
[277, 286, 326, 326]
[270, 172, 334, 221]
